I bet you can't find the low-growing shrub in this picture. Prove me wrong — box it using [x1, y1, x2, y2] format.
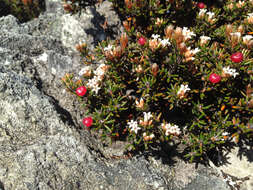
[62, 0, 253, 162]
[0, 0, 45, 23]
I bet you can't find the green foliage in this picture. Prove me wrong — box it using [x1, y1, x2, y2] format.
[62, 0, 253, 162]
[62, 0, 101, 14]
[0, 0, 45, 23]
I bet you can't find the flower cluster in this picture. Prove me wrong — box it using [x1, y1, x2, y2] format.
[86, 64, 109, 94]
[165, 25, 198, 61]
[162, 123, 181, 136]
[148, 34, 171, 51]
[127, 120, 140, 134]
[198, 9, 216, 24]
[177, 84, 191, 99]
[62, 0, 253, 162]
[222, 66, 239, 78]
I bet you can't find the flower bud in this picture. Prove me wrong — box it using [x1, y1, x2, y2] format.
[151, 63, 159, 77]
[135, 65, 143, 73]
[123, 20, 131, 32]
[236, 1, 245, 8]
[165, 25, 174, 39]
[237, 25, 244, 34]
[155, 18, 164, 26]
[149, 39, 159, 51]
[225, 24, 233, 37]
[112, 46, 122, 58]
[179, 42, 187, 54]
[227, 3, 233, 10]
[120, 33, 128, 51]
[174, 27, 183, 39]
[136, 98, 144, 109]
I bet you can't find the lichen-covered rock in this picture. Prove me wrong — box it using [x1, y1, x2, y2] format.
[0, 1, 232, 189]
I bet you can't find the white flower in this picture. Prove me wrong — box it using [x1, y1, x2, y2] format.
[87, 77, 99, 88]
[104, 44, 113, 51]
[182, 27, 196, 40]
[243, 35, 253, 44]
[247, 13, 253, 17]
[94, 67, 105, 77]
[198, 9, 207, 17]
[200, 36, 211, 45]
[222, 132, 229, 136]
[91, 85, 101, 94]
[135, 98, 144, 109]
[160, 39, 171, 47]
[192, 48, 200, 55]
[222, 66, 239, 78]
[206, 11, 215, 19]
[163, 123, 181, 136]
[127, 120, 140, 134]
[230, 32, 241, 38]
[177, 84, 190, 96]
[79, 66, 91, 76]
[200, 35, 211, 41]
[151, 34, 161, 40]
[143, 112, 152, 122]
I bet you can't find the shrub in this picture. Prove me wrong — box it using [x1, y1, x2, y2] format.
[0, 0, 45, 23]
[62, 0, 253, 162]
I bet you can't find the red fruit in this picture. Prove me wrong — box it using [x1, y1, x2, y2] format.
[231, 52, 243, 63]
[76, 86, 87, 96]
[209, 73, 221, 84]
[82, 117, 93, 127]
[197, 2, 205, 9]
[138, 37, 146, 46]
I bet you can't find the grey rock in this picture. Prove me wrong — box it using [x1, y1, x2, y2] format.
[0, 1, 230, 189]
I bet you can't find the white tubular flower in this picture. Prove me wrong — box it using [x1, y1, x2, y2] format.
[200, 36, 211, 46]
[79, 66, 91, 76]
[143, 112, 152, 122]
[151, 34, 161, 40]
[230, 32, 241, 39]
[91, 85, 101, 94]
[160, 39, 171, 47]
[248, 13, 253, 17]
[222, 66, 239, 78]
[94, 67, 105, 77]
[192, 48, 200, 55]
[177, 84, 190, 96]
[182, 27, 196, 41]
[127, 120, 140, 134]
[104, 44, 113, 52]
[198, 9, 207, 17]
[243, 35, 253, 44]
[222, 132, 229, 136]
[87, 77, 99, 88]
[162, 123, 181, 136]
[206, 11, 215, 19]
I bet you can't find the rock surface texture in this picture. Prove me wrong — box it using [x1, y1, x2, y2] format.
[0, 0, 248, 189]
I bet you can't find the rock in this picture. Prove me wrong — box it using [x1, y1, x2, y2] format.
[210, 147, 253, 190]
[0, 0, 231, 189]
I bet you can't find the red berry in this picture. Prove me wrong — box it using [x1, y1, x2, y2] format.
[197, 2, 205, 9]
[83, 117, 93, 127]
[138, 37, 146, 46]
[76, 86, 87, 96]
[231, 52, 243, 63]
[209, 73, 221, 84]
